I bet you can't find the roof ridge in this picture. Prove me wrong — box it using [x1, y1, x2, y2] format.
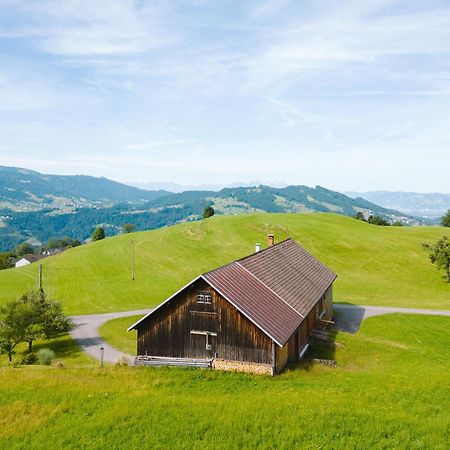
[235, 261, 304, 319]
[236, 237, 293, 263]
[202, 238, 294, 277]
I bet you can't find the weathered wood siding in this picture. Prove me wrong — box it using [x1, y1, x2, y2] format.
[137, 279, 273, 364]
[323, 285, 333, 321]
[275, 343, 289, 373]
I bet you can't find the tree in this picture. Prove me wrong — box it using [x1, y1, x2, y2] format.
[15, 242, 34, 257]
[122, 223, 135, 234]
[391, 221, 403, 227]
[4, 289, 75, 354]
[367, 215, 390, 226]
[0, 298, 29, 362]
[423, 236, 450, 283]
[441, 210, 450, 227]
[354, 211, 366, 222]
[203, 206, 215, 219]
[0, 252, 13, 270]
[44, 237, 81, 250]
[92, 227, 105, 241]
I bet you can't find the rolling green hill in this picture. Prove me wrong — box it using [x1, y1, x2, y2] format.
[0, 213, 448, 314]
[1, 166, 427, 252]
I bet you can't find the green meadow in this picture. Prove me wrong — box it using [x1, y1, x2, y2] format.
[1, 314, 449, 449]
[98, 315, 140, 355]
[0, 213, 449, 314]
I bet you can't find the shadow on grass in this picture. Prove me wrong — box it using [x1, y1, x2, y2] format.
[32, 334, 84, 361]
[333, 305, 366, 333]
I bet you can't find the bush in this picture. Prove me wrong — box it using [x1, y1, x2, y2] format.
[21, 352, 37, 365]
[37, 348, 55, 366]
[92, 227, 106, 241]
[203, 206, 215, 219]
[367, 215, 390, 226]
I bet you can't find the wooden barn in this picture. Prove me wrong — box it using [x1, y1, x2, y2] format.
[129, 235, 336, 375]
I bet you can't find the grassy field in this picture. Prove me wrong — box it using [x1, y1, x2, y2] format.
[1, 314, 449, 449]
[0, 213, 449, 314]
[98, 315, 139, 355]
[0, 333, 96, 368]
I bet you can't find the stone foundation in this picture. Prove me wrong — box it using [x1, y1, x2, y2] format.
[212, 358, 273, 376]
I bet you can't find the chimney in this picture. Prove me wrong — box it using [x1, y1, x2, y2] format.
[255, 243, 261, 253]
[268, 234, 275, 247]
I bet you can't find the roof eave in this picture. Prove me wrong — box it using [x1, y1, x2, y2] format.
[127, 275, 202, 331]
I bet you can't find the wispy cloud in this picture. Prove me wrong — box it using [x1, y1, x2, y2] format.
[1, 0, 450, 191]
[2, 0, 177, 56]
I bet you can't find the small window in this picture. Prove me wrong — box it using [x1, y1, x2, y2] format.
[197, 291, 212, 304]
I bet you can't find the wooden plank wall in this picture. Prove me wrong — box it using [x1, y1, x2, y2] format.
[137, 278, 273, 364]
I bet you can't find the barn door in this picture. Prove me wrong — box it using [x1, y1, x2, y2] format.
[190, 311, 218, 358]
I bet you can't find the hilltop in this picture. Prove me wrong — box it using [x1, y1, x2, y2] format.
[0, 165, 423, 251]
[0, 213, 448, 314]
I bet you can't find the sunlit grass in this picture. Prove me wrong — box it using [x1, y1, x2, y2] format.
[0, 213, 448, 314]
[1, 314, 449, 449]
[98, 315, 139, 355]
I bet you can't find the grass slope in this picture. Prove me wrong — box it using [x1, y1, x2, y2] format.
[98, 315, 139, 356]
[1, 314, 449, 449]
[0, 213, 449, 314]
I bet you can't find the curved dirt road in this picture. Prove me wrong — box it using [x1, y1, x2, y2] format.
[70, 309, 150, 363]
[71, 305, 450, 362]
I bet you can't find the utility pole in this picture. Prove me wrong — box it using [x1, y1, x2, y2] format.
[131, 240, 135, 281]
[38, 264, 43, 289]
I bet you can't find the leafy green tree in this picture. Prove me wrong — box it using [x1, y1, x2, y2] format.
[203, 206, 215, 219]
[44, 237, 81, 250]
[367, 215, 390, 226]
[92, 227, 105, 241]
[15, 242, 34, 257]
[392, 221, 403, 226]
[0, 298, 28, 362]
[423, 236, 450, 283]
[122, 223, 135, 234]
[17, 289, 74, 353]
[0, 252, 13, 270]
[441, 210, 450, 227]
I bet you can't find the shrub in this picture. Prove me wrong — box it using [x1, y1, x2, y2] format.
[367, 215, 390, 226]
[21, 352, 37, 365]
[37, 348, 55, 366]
[92, 227, 106, 241]
[203, 206, 215, 219]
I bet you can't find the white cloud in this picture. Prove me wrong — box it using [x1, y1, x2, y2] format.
[1, 0, 177, 56]
[1, 0, 450, 192]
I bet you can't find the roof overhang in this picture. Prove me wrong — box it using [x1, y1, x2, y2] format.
[127, 275, 202, 331]
[127, 274, 292, 346]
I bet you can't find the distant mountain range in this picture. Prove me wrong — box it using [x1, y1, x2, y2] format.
[0, 166, 169, 211]
[346, 191, 450, 218]
[0, 166, 429, 252]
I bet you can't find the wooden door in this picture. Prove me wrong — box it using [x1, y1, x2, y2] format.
[189, 311, 218, 358]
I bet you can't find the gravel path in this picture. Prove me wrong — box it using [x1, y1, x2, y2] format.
[70, 309, 150, 364]
[333, 304, 450, 333]
[71, 305, 450, 362]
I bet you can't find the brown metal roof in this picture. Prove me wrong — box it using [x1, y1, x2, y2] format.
[203, 263, 302, 347]
[130, 238, 336, 346]
[239, 239, 336, 317]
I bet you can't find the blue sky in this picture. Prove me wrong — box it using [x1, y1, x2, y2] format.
[0, 0, 449, 192]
